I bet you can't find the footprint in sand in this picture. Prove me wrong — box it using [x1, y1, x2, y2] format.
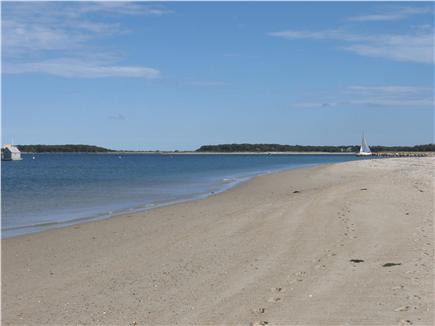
[394, 305, 410, 312]
[252, 307, 266, 314]
[251, 321, 269, 326]
[267, 297, 281, 303]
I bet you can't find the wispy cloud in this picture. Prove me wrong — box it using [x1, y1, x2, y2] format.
[2, 2, 170, 78]
[3, 59, 160, 79]
[76, 2, 173, 16]
[269, 29, 434, 64]
[269, 30, 364, 42]
[348, 6, 432, 22]
[347, 85, 432, 95]
[291, 85, 434, 109]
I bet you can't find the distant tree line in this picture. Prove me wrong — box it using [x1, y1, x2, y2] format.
[4, 143, 434, 153]
[16, 144, 112, 153]
[196, 143, 435, 153]
[370, 144, 435, 152]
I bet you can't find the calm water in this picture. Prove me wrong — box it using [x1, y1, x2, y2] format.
[2, 153, 365, 238]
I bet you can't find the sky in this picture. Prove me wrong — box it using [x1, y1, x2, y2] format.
[2, 1, 434, 150]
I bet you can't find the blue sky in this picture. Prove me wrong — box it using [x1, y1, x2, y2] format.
[2, 1, 434, 150]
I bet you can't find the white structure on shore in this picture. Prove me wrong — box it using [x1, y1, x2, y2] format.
[357, 133, 372, 156]
[2, 144, 22, 161]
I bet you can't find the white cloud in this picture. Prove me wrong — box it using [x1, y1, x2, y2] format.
[291, 85, 434, 109]
[2, 19, 91, 54]
[348, 86, 432, 94]
[269, 29, 434, 64]
[2, 2, 147, 54]
[344, 32, 434, 64]
[268, 30, 365, 42]
[2, 2, 169, 78]
[3, 60, 160, 79]
[348, 7, 432, 22]
[76, 2, 173, 16]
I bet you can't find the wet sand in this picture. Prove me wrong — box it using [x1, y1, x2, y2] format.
[2, 157, 433, 325]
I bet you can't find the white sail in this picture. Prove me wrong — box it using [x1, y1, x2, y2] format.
[358, 134, 371, 155]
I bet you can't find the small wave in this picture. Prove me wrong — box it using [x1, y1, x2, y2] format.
[1, 212, 113, 232]
[2, 221, 62, 231]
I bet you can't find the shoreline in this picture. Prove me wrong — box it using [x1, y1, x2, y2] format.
[2, 162, 323, 239]
[1, 165, 280, 240]
[2, 157, 433, 325]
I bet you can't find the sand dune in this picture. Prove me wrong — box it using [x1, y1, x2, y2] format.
[2, 157, 433, 325]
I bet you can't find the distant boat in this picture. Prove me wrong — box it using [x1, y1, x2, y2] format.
[357, 133, 372, 156]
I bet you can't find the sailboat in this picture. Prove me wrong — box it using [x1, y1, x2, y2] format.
[357, 133, 372, 156]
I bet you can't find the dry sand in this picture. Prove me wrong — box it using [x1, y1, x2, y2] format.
[2, 158, 434, 325]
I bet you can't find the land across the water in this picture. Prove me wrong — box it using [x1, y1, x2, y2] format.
[19, 151, 356, 155]
[2, 157, 433, 325]
[117, 151, 358, 155]
[19, 151, 435, 157]
[10, 143, 435, 154]
[158, 151, 434, 157]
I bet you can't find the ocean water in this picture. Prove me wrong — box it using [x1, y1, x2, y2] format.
[1, 153, 366, 238]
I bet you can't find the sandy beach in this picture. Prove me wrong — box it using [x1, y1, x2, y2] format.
[2, 157, 433, 325]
